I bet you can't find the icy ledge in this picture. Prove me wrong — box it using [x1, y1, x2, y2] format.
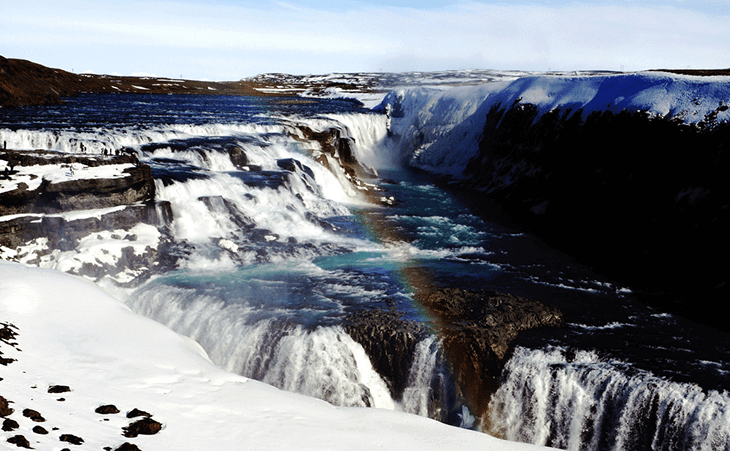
[0, 262, 549, 451]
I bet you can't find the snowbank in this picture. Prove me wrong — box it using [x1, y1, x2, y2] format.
[379, 71, 730, 175]
[0, 262, 548, 451]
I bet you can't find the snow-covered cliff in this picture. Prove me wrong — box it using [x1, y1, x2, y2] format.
[378, 71, 730, 329]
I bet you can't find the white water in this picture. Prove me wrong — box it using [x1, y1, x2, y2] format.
[0, 122, 288, 155]
[487, 346, 730, 451]
[402, 335, 443, 417]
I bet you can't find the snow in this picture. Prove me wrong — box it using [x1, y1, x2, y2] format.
[0, 160, 135, 194]
[378, 71, 730, 176]
[0, 261, 550, 450]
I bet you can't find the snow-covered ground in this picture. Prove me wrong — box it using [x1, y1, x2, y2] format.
[0, 261, 549, 451]
[0, 159, 134, 194]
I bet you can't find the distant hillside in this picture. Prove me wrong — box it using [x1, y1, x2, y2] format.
[0, 56, 284, 107]
[0, 56, 98, 107]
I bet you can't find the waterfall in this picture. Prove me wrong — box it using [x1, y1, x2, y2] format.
[124, 282, 395, 410]
[487, 346, 730, 451]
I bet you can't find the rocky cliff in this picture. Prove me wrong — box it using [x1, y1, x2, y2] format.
[0, 150, 171, 284]
[463, 103, 730, 329]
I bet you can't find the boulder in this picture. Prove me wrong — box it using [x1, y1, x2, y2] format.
[59, 434, 84, 445]
[0, 396, 14, 417]
[95, 405, 120, 415]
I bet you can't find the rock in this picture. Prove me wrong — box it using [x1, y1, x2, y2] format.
[0, 396, 14, 417]
[1, 323, 19, 366]
[22, 408, 45, 422]
[226, 144, 249, 169]
[115, 443, 142, 451]
[198, 196, 254, 230]
[47, 385, 71, 394]
[419, 289, 563, 360]
[95, 404, 120, 414]
[32, 425, 48, 435]
[59, 434, 84, 445]
[277, 158, 315, 179]
[0, 323, 19, 345]
[416, 288, 563, 423]
[344, 309, 428, 400]
[125, 408, 151, 419]
[6, 434, 32, 449]
[2, 418, 19, 431]
[0, 151, 155, 217]
[122, 418, 162, 438]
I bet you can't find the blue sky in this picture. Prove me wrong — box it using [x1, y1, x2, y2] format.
[3, 0, 729, 79]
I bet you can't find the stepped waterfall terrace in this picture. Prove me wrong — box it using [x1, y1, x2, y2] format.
[1, 83, 730, 451]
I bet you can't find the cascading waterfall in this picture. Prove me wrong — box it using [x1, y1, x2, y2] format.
[487, 346, 730, 451]
[402, 336, 442, 416]
[125, 281, 396, 409]
[400, 335, 461, 423]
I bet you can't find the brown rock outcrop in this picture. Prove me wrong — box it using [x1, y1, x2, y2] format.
[417, 288, 563, 424]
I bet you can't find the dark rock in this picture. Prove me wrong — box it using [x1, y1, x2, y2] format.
[59, 434, 84, 445]
[419, 289, 563, 360]
[125, 408, 151, 419]
[249, 228, 279, 243]
[95, 404, 120, 414]
[277, 158, 315, 179]
[0, 151, 155, 217]
[344, 309, 428, 400]
[115, 443, 142, 451]
[198, 196, 254, 229]
[47, 385, 71, 394]
[2, 418, 19, 431]
[416, 288, 563, 423]
[0, 322, 19, 345]
[7, 434, 32, 449]
[0, 323, 20, 365]
[229, 170, 289, 190]
[22, 408, 45, 422]
[0, 202, 170, 284]
[122, 418, 162, 438]
[226, 145, 249, 169]
[32, 425, 48, 435]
